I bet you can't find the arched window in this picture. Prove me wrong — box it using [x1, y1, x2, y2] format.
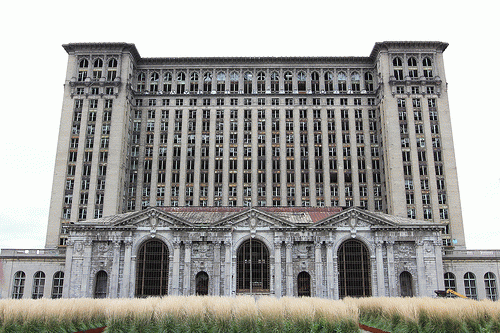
[283, 71, 293, 94]
[243, 72, 253, 94]
[257, 71, 265, 93]
[423, 57, 433, 78]
[190, 72, 199, 92]
[135, 239, 169, 297]
[393, 57, 403, 80]
[297, 71, 306, 92]
[79, 58, 89, 68]
[311, 72, 319, 93]
[399, 271, 413, 297]
[408, 57, 418, 78]
[12, 271, 26, 299]
[324, 72, 334, 92]
[164, 72, 173, 92]
[51, 271, 64, 299]
[297, 271, 311, 297]
[94, 270, 108, 298]
[484, 272, 498, 301]
[93, 58, 103, 68]
[337, 72, 347, 92]
[32, 271, 46, 299]
[364, 72, 374, 92]
[230, 72, 239, 93]
[338, 239, 371, 298]
[177, 72, 186, 93]
[137, 73, 146, 92]
[150, 72, 159, 92]
[464, 272, 477, 299]
[270, 72, 279, 93]
[203, 72, 213, 93]
[236, 238, 269, 293]
[107, 58, 117, 81]
[195, 271, 209, 295]
[216, 72, 226, 92]
[444, 272, 456, 293]
[351, 72, 361, 92]
[108, 58, 117, 68]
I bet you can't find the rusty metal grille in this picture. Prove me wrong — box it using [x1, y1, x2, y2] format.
[399, 271, 413, 297]
[195, 271, 209, 295]
[338, 239, 371, 298]
[297, 271, 311, 297]
[94, 270, 108, 298]
[237, 239, 270, 293]
[135, 240, 169, 297]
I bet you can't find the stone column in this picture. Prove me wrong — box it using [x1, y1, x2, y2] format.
[314, 242, 323, 297]
[172, 239, 181, 295]
[224, 238, 232, 296]
[386, 240, 396, 297]
[121, 239, 133, 298]
[62, 240, 74, 298]
[375, 240, 385, 297]
[434, 240, 444, 290]
[285, 240, 293, 296]
[213, 242, 221, 296]
[416, 240, 426, 296]
[110, 240, 121, 298]
[274, 240, 282, 297]
[326, 239, 335, 298]
[80, 239, 93, 298]
[183, 241, 192, 295]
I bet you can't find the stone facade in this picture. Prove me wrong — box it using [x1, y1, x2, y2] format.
[1, 41, 499, 301]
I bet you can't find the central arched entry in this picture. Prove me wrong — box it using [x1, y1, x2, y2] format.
[195, 271, 209, 295]
[297, 271, 311, 297]
[338, 239, 371, 298]
[400, 271, 413, 297]
[135, 239, 169, 297]
[236, 238, 270, 293]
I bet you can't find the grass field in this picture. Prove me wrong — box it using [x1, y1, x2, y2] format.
[0, 296, 499, 332]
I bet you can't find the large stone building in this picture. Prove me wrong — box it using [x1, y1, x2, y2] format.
[1, 41, 498, 300]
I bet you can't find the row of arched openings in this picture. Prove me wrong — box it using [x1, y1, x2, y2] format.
[11, 271, 64, 299]
[444, 271, 498, 300]
[133, 238, 372, 298]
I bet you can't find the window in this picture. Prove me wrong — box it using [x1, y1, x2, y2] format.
[12, 271, 26, 299]
[237, 238, 269, 293]
[51, 271, 64, 299]
[444, 272, 456, 292]
[393, 57, 403, 80]
[136, 240, 169, 297]
[485, 272, 498, 301]
[30, 271, 45, 299]
[464, 272, 477, 299]
[338, 240, 371, 298]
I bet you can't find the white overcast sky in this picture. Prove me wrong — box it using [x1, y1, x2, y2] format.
[0, 0, 498, 250]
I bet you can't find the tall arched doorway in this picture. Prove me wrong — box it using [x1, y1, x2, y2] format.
[400, 271, 413, 297]
[236, 238, 270, 293]
[94, 270, 108, 298]
[195, 271, 209, 295]
[135, 239, 169, 297]
[338, 239, 371, 298]
[297, 271, 311, 297]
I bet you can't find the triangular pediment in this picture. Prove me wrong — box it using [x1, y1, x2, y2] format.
[309, 207, 398, 229]
[210, 207, 296, 229]
[111, 207, 195, 229]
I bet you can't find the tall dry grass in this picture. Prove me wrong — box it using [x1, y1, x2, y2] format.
[1, 296, 499, 332]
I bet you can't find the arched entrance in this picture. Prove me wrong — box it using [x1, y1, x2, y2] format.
[135, 239, 169, 297]
[338, 239, 371, 298]
[195, 271, 209, 295]
[94, 270, 108, 298]
[400, 271, 413, 297]
[297, 271, 311, 297]
[236, 238, 270, 293]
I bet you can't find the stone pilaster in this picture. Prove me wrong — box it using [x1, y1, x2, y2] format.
[171, 239, 181, 295]
[213, 242, 221, 296]
[386, 240, 396, 296]
[110, 240, 121, 298]
[121, 238, 133, 298]
[375, 240, 385, 297]
[183, 241, 192, 295]
[274, 239, 282, 297]
[314, 242, 323, 297]
[285, 240, 293, 296]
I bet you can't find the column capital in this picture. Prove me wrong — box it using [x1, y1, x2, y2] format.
[184, 240, 193, 249]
